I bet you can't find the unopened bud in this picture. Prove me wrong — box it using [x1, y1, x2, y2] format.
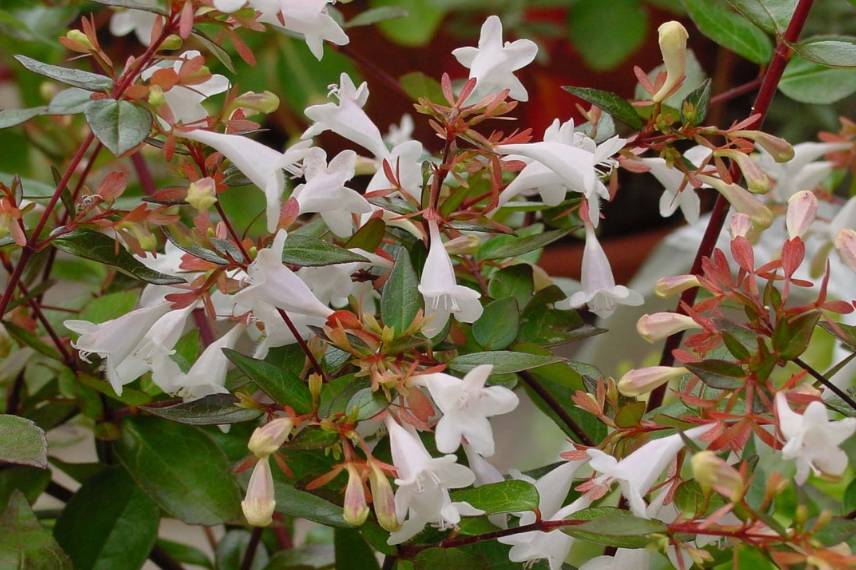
[241, 457, 275, 526]
[368, 461, 399, 531]
[834, 228, 856, 271]
[148, 84, 166, 108]
[655, 274, 699, 298]
[691, 451, 744, 502]
[159, 34, 183, 51]
[729, 213, 753, 239]
[652, 21, 689, 103]
[248, 417, 293, 458]
[343, 464, 370, 526]
[786, 191, 818, 239]
[308, 373, 323, 408]
[186, 177, 218, 211]
[699, 175, 773, 229]
[618, 366, 688, 397]
[715, 150, 770, 194]
[636, 312, 701, 343]
[232, 91, 280, 116]
[66, 29, 94, 51]
[732, 130, 794, 163]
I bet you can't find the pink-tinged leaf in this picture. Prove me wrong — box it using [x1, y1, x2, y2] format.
[730, 236, 754, 272]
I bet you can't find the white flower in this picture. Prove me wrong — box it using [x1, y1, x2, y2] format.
[180, 129, 310, 232]
[292, 148, 372, 238]
[496, 119, 625, 224]
[579, 548, 651, 570]
[366, 140, 425, 202]
[135, 241, 191, 280]
[242, 456, 276, 527]
[413, 364, 518, 456]
[141, 51, 230, 125]
[297, 248, 389, 307]
[586, 424, 714, 517]
[385, 417, 481, 545]
[640, 145, 711, 224]
[462, 444, 504, 486]
[755, 141, 851, 200]
[418, 220, 483, 337]
[775, 392, 856, 484]
[384, 114, 415, 148]
[557, 223, 643, 319]
[452, 15, 538, 102]
[498, 460, 591, 570]
[302, 74, 387, 159]
[109, 0, 158, 45]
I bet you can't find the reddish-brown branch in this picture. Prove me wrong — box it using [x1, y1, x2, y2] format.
[131, 152, 157, 196]
[647, 0, 817, 411]
[276, 308, 325, 380]
[215, 202, 251, 262]
[709, 77, 764, 106]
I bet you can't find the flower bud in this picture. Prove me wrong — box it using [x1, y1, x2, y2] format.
[652, 21, 689, 103]
[186, 177, 218, 211]
[728, 213, 753, 239]
[368, 461, 399, 532]
[232, 91, 280, 116]
[699, 175, 773, 229]
[636, 312, 701, 343]
[834, 228, 856, 271]
[732, 130, 795, 163]
[242, 457, 275, 527]
[786, 191, 818, 239]
[691, 451, 744, 502]
[343, 464, 370, 526]
[248, 417, 293, 458]
[618, 366, 688, 397]
[65, 29, 94, 51]
[148, 84, 166, 108]
[655, 274, 699, 298]
[159, 34, 183, 51]
[714, 150, 770, 194]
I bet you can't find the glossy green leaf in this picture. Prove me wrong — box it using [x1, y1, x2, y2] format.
[0, 466, 51, 507]
[0, 414, 48, 468]
[772, 310, 820, 360]
[282, 234, 369, 266]
[334, 528, 380, 570]
[793, 37, 856, 68]
[473, 298, 520, 350]
[686, 359, 745, 389]
[155, 539, 212, 569]
[346, 387, 389, 420]
[272, 481, 347, 527]
[84, 99, 152, 156]
[779, 56, 856, 103]
[726, 0, 797, 35]
[568, 0, 648, 71]
[115, 417, 242, 525]
[0, 106, 46, 129]
[223, 349, 313, 414]
[399, 71, 445, 103]
[143, 394, 262, 425]
[477, 229, 567, 261]
[413, 547, 481, 570]
[346, 6, 408, 28]
[381, 249, 422, 337]
[450, 480, 539, 514]
[52, 229, 184, 285]
[488, 264, 534, 307]
[562, 507, 668, 547]
[3, 320, 62, 361]
[682, 0, 773, 64]
[54, 468, 159, 570]
[216, 530, 269, 570]
[192, 29, 235, 73]
[449, 351, 562, 374]
[0, 491, 72, 569]
[285, 427, 338, 450]
[681, 78, 711, 125]
[562, 86, 644, 129]
[371, 0, 444, 47]
[14, 55, 113, 91]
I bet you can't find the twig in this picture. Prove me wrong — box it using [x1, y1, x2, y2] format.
[519, 371, 594, 446]
[148, 546, 186, 570]
[277, 308, 326, 380]
[709, 77, 763, 106]
[193, 308, 216, 347]
[794, 357, 856, 410]
[239, 527, 262, 570]
[131, 152, 157, 196]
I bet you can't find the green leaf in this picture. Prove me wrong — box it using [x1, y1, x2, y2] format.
[216, 530, 269, 570]
[562, 507, 668, 548]
[568, 0, 648, 71]
[156, 539, 212, 569]
[845, 479, 856, 514]
[473, 298, 520, 350]
[370, 0, 444, 47]
[52, 229, 184, 285]
[346, 388, 389, 421]
[726, 0, 797, 35]
[477, 229, 568, 261]
[347, 6, 408, 28]
[686, 359, 745, 389]
[285, 428, 338, 450]
[813, 517, 856, 547]
[792, 36, 856, 69]
[449, 351, 563, 374]
[779, 56, 856, 103]
[143, 394, 262, 425]
[223, 349, 313, 414]
[14, 55, 113, 91]
[318, 374, 366, 418]
[264, 545, 334, 569]
[0, 491, 72, 569]
[413, 548, 482, 570]
[115, 417, 243, 525]
[681, 78, 711, 125]
[192, 30, 235, 74]
[334, 528, 380, 570]
[0, 106, 47, 129]
[682, 0, 774, 64]
[272, 481, 348, 527]
[488, 264, 534, 308]
[381, 249, 422, 336]
[79, 290, 139, 323]
[399, 71, 445, 104]
[3, 320, 62, 361]
[282, 234, 369, 266]
[450, 480, 539, 514]
[47, 88, 93, 115]
[0, 414, 48, 469]
[84, 99, 152, 156]
[92, 0, 167, 12]
[562, 86, 644, 129]
[0, 466, 51, 507]
[772, 310, 820, 360]
[54, 468, 159, 570]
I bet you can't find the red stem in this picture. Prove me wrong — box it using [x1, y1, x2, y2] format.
[131, 152, 157, 196]
[647, 0, 816, 411]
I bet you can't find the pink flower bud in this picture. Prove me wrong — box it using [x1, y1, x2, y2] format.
[618, 366, 688, 397]
[636, 312, 701, 343]
[834, 228, 856, 271]
[368, 461, 399, 532]
[729, 213, 753, 239]
[343, 464, 370, 527]
[786, 191, 818, 239]
[186, 177, 218, 211]
[242, 457, 275, 527]
[732, 130, 795, 163]
[691, 451, 744, 502]
[655, 274, 700, 298]
[652, 21, 689, 103]
[248, 417, 293, 458]
[715, 150, 770, 194]
[700, 176, 773, 229]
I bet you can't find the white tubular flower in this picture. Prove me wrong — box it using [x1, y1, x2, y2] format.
[235, 230, 334, 320]
[384, 114, 415, 148]
[242, 457, 276, 527]
[135, 241, 191, 280]
[654, 274, 699, 298]
[698, 175, 773, 229]
[775, 392, 856, 484]
[640, 146, 711, 224]
[652, 21, 689, 103]
[267, 0, 349, 60]
[755, 141, 852, 199]
[141, 51, 230, 124]
[385, 417, 481, 545]
[292, 148, 372, 238]
[498, 460, 591, 570]
[180, 129, 310, 232]
[451, 15, 538, 102]
[557, 223, 643, 319]
[579, 548, 651, 570]
[586, 424, 714, 518]
[109, 0, 158, 45]
[65, 301, 172, 394]
[413, 364, 518, 456]
[462, 444, 504, 486]
[367, 140, 425, 202]
[636, 312, 701, 343]
[114, 304, 197, 385]
[834, 229, 856, 271]
[418, 220, 483, 337]
[302, 73, 387, 159]
[786, 190, 818, 239]
[618, 365, 688, 397]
